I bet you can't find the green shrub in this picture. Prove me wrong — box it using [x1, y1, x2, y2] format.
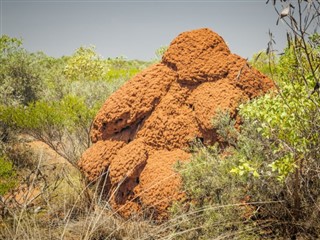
[155, 45, 168, 60]
[171, 103, 320, 239]
[104, 57, 151, 82]
[0, 95, 100, 165]
[63, 46, 107, 81]
[171, 142, 249, 239]
[0, 35, 44, 106]
[0, 156, 17, 196]
[249, 51, 276, 78]
[170, 112, 279, 239]
[239, 81, 319, 181]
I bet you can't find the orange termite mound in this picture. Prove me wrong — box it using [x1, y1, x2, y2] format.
[78, 28, 274, 220]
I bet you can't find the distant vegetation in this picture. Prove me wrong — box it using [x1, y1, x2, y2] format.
[0, 0, 319, 239]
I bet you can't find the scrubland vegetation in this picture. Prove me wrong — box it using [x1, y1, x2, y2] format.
[0, 35, 153, 239]
[1, 1, 319, 239]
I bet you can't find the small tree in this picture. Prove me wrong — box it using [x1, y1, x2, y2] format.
[0, 35, 43, 106]
[64, 46, 107, 81]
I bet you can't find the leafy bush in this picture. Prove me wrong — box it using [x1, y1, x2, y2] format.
[63, 46, 107, 81]
[104, 57, 151, 82]
[0, 156, 17, 196]
[171, 105, 320, 239]
[171, 143, 248, 239]
[249, 51, 275, 78]
[0, 95, 99, 165]
[170, 113, 276, 239]
[155, 45, 168, 60]
[0, 35, 44, 106]
[240, 80, 319, 181]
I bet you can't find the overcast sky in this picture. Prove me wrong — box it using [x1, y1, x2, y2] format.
[1, 0, 287, 60]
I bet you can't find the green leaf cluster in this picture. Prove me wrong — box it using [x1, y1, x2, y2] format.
[0, 156, 17, 196]
[155, 45, 168, 60]
[63, 46, 107, 81]
[0, 95, 98, 133]
[104, 57, 149, 82]
[173, 141, 251, 238]
[0, 35, 43, 106]
[240, 49, 319, 181]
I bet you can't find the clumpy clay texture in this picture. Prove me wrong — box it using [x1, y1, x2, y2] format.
[78, 28, 274, 220]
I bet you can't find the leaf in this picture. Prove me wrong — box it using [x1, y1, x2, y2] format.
[253, 171, 260, 178]
[280, 112, 287, 118]
[230, 168, 238, 174]
[254, 51, 263, 63]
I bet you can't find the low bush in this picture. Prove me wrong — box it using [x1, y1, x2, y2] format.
[0, 156, 17, 196]
[170, 107, 319, 239]
[0, 95, 99, 166]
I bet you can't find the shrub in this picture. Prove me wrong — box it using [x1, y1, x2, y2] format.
[0, 95, 99, 165]
[155, 45, 168, 60]
[0, 35, 44, 106]
[63, 46, 107, 81]
[0, 156, 17, 196]
[170, 112, 280, 239]
[104, 57, 151, 82]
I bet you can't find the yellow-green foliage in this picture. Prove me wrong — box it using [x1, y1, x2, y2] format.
[63, 47, 149, 82]
[0, 35, 43, 106]
[0, 95, 98, 132]
[105, 67, 140, 81]
[105, 57, 151, 82]
[0, 156, 16, 196]
[249, 51, 276, 78]
[155, 45, 168, 60]
[240, 46, 320, 181]
[171, 125, 268, 239]
[64, 46, 107, 81]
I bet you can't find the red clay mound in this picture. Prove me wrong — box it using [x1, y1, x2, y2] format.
[78, 28, 274, 220]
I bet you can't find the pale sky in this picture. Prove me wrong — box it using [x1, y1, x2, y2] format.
[1, 0, 287, 60]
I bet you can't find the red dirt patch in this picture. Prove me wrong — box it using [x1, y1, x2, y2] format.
[78, 28, 274, 220]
